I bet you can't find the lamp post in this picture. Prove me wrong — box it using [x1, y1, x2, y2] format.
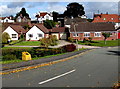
[73, 24, 79, 50]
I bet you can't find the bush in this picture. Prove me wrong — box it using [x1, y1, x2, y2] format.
[3, 54, 17, 61]
[40, 35, 58, 47]
[68, 37, 74, 43]
[83, 38, 88, 43]
[2, 32, 10, 44]
[62, 44, 76, 52]
[88, 37, 93, 42]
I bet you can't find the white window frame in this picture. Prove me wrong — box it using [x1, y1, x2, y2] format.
[12, 34, 17, 38]
[73, 33, 79, 37]
[84, 32, 90, 37]
[28, 34, 33, 38]
[38, 33, 43, 37]
[94, 32, 101, 37]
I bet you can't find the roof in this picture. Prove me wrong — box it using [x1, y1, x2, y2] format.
[64, 17, 88, 25]
[36, 12, 49, 18]
[2, 22, 32, 32]
[50, 27, 66, 33]
[93, 14, 120, 23]
[70, 22, 116, 32]
[35, 24, 49, 33]
[9, 25, 27, 33]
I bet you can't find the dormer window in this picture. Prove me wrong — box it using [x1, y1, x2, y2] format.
[103, 18, 106, 20]
[111, 18, 114, 20]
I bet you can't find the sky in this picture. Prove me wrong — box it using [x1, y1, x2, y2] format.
[0, 1, 119, 20]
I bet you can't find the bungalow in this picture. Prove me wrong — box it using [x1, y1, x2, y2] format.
[92, 13, 120, 29]
[26, 24, 49, 41]
[3, 25, 27, 40]
[70, 22, 117, 41]
[50, 27, 69, 40]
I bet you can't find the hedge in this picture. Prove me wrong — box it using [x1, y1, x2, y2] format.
[2, 44, 76, 61]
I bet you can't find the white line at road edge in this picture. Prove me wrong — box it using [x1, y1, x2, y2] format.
[38, 69, 76, 85]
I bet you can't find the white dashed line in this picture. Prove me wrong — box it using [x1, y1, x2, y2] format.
[38, 69, 76, 85]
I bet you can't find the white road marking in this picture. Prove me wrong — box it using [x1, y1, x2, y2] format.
[38, 69, 76, 85]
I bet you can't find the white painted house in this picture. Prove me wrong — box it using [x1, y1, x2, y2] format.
[3, 25, 26, 40]
[26, 24, 49, 41]
[0, 17, 14, 23]
[36, 12, 53, 23]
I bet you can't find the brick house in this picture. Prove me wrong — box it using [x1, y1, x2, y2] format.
[69, 22, 117, 41]
[92, 13, 120, 29]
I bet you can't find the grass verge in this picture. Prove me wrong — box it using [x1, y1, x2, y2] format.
[13, 41, 41, 46]
[1, 48, 86, 64]
[78, 40, 120, 47]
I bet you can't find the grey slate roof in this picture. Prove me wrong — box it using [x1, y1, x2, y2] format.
[70, 22, 116, 32]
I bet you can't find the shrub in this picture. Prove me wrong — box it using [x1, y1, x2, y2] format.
[62, 44, 76, 52]
[83, 38, 88, 43]
[2, 32, 10, 44]
[40, 38, 50, 47]
[3, 54, 17, 61]
[88, 37, 93, 42]
[68, 37, 74, 43]
[40, 35, 58, 47]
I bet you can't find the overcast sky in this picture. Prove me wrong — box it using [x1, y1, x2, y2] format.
[0, 2, 119, 19]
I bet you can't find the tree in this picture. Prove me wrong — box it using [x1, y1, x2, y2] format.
[2, 32, 10, 44]
[52, 11, 59, 22]
[15, 8, 30, 22]
[102, 32, 110, 44]
[64, 2, 85, 18]
[44, 20, 55, 29]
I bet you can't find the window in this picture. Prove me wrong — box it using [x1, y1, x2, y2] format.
[110, 32, 113, 36]
[111, 18, 114, 20]
[46, 16, 49, 20]
[28, 34, 33, 37]
[38, 34, 43, 37]
[103, 18, 106, 20]
[12, 34, 17, 38]
[94, 32, 101, 37]
[73, 33, 79, 37]
[119, 18, 120, 20]
[84, 32, 90, 37]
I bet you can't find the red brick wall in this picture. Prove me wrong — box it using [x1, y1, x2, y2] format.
[70, 32, 117, 41]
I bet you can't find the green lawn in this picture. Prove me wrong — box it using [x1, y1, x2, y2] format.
[2, 47, 33, 49]
[14, 41, 41, 46]
[78, 40, 120, 47]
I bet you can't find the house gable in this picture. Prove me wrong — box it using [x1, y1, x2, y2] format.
[26, 25, 45, 40]
[3, 26, 18, 40]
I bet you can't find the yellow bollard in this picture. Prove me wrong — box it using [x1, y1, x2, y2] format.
[22, 52, 32, 60]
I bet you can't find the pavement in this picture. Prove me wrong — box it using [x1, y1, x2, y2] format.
[2, 47, 119, 87]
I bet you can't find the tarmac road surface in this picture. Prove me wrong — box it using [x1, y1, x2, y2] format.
[2, 47, 119, 87]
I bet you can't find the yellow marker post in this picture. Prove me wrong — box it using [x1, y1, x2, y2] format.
[22, 52, 32, 61]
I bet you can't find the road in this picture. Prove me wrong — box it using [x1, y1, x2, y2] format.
[2, 47, 119, 87]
